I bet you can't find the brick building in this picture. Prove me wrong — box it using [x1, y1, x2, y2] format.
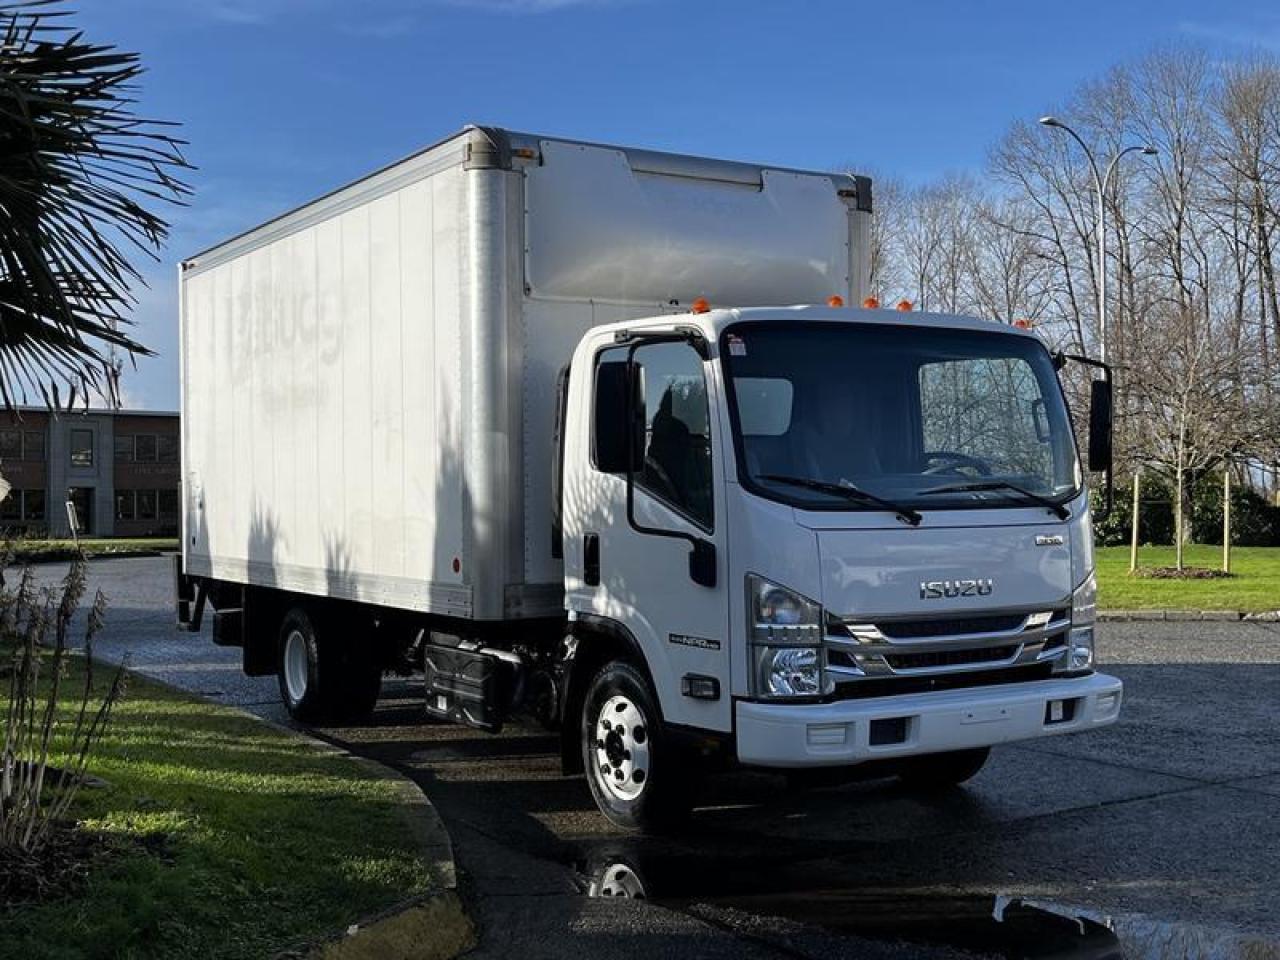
[0, 408, 179, 538]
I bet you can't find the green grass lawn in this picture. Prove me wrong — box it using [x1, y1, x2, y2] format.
[1, 662, 437, 960]
[8, 538, 179, 564]
[1097, 544, 1280, 612]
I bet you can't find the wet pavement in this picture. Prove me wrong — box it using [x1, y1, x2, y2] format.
[35, 556, 1280, 959]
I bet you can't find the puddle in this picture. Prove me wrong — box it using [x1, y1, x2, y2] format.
[576, 847, 1122, 959]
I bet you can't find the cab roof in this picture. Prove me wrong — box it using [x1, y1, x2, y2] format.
[595, 305, 1042, 344]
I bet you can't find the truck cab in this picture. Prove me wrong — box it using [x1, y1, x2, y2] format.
[556, 304, 1122, 827]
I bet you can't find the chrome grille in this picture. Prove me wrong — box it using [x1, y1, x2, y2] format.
[884, 644, 1020, 670]
[826, 605, 1071, 682]
[876, 610, 1067, 640]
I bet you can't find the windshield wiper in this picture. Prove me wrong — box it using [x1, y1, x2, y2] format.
[920, 480, 1070, 520]
[759, 474, 922, 526]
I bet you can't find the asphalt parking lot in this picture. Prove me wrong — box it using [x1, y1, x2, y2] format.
[38, 556, 1280, 960]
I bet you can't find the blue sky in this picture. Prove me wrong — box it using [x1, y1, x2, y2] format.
[77, 0, 1280, 409]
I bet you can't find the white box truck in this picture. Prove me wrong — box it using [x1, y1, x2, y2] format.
[177, 126, 1123, 829]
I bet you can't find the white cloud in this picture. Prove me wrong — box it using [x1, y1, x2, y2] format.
[342, 14, 418, 38]
[1178, 18, 1280, 53]
[438, 0, 623, 10]
[205, 1, 271, 25]
[188, 0, 626, 27]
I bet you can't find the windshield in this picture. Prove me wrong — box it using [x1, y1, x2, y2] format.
[721, 321, 1080, 512]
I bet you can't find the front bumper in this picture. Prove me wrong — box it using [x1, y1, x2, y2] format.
[735, 672, 1122, 768]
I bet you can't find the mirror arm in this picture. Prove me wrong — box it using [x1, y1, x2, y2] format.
[623, 340, 717, 588]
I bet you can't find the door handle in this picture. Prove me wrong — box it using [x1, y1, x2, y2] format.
[583, 533, 600, 586]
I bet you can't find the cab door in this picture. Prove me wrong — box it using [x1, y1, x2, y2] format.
[563, 336, 731, 733]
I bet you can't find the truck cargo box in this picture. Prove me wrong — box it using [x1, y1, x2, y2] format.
[180, 126, 871, 622]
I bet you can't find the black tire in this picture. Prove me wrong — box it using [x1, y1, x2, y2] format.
[581, 660, 694, 831]
[897, 747, 990, 791]
[277, 607, 381, 724]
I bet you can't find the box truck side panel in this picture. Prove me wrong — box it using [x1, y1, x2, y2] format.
[523, 140, 854, 308]
[183, 158, 471, 616]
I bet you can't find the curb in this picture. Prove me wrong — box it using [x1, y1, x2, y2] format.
[1100, 609, 1280, 622]
[85, 657, 473, 960]
[16, 549, 168, 565]
[306, 891, 474, 960]
[1021, 898, 1280, 960]
[236, 715, 474, 960]
[132, 687, 472, 960]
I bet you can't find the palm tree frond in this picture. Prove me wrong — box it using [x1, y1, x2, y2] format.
[0, 1, 191, 409]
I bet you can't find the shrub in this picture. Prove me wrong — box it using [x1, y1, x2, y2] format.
[1091, 474, 1175, 547]
[1191, 479, 1280, 546]
[1, 553, 126, 855]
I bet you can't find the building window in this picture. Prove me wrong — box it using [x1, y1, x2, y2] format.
[115, 490, 136, 521]
[24, 490, 45, 522]
[0, 491, 20, 522]
[23, 431, 44, 461]
[114, 436, 134, 462]
[0, 430, 20, 460]
[69, 429, 93, 467]
[136, 489, 157, 521]
[158, 488, 178, 518]
[158, 435, 179, 463]
[135, 434, 157, 462]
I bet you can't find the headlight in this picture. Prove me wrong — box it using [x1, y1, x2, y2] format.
[1064, 571, 1096, 673]
[747, 575, 827, 697]
[748, 575, 822, 644]
[754, 646, 824, 697]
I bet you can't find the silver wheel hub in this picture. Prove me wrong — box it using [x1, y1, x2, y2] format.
[283, 629, 309, 703]
[592, 695, 650, 801]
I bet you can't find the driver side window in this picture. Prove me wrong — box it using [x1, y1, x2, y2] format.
[600, 342, 714, 530]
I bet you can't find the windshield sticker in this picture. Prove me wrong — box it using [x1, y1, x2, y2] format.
[669, 633, 721, 651]
[727, 334, 746, 356]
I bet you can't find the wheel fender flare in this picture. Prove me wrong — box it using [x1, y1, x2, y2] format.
[558, 615, 660, 775]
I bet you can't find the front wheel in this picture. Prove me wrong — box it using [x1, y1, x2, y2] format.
[581, 660, 694, 831]
[896, 747, 990, 791]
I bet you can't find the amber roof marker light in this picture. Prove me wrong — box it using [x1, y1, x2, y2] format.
[861, 296, 880, 309]
[827, 295, 845, 307]
[691, 297, 711, 314]
[896, 299, 913, 312]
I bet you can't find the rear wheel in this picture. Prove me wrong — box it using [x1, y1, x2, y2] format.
[896, 747, 990, 790]
[277, 606, 381, 724]
[581, 660, 693, 831]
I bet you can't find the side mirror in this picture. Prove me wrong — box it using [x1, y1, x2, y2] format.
[593, 361, 643, 473]
[1087, 377, 1113, 473]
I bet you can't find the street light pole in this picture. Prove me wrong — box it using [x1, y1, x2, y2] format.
[1038, 116, 1157, 364]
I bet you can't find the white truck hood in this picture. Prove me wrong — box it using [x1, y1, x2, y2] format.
[796, 509, 1074, 620]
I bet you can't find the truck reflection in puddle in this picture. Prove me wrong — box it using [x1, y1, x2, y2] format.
[578, 849, 1122, 960]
